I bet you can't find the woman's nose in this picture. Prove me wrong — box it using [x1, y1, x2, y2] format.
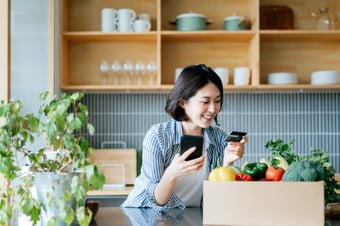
[208, 102, 216, 113]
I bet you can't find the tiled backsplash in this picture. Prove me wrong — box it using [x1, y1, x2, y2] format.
[83, 92, 340, 172]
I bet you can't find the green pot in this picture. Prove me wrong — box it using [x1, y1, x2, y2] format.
[224, 16, 248, 30]
[176, 13, 207, 31]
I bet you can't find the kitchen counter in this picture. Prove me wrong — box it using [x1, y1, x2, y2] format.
[90, 207, 340, 226]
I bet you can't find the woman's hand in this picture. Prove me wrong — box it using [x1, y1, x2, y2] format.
[164, 147, 205, 180]
[155, 148, 205, 205]
[223, 136, 248, 166]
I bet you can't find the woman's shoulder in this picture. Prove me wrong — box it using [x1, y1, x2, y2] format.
[147, 119, 179, 135]
[207, 125, 228, 136]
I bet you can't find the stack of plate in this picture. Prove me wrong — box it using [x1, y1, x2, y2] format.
[311, 70, 340, 85]
[268, 72, 298, 85]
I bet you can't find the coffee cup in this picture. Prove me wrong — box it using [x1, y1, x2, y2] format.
[214, 67, 229, 85]
[234, 67, 250, 85]
[118, 8, 136, 22]
[133, 19, 151, 32]
[118, 21, 134, 32]
[101, 8, 118, 32]
[138, 13, 151, 22]
[175, 68, 183, 82]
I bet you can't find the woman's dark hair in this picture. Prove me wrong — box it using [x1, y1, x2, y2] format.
[165, 64, 223, 125]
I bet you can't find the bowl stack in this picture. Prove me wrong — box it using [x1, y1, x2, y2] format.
[268, 72, 298, 85]
[311, 70, 340, 85]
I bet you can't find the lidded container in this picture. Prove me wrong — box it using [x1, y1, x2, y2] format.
[175, 12, 207, 31]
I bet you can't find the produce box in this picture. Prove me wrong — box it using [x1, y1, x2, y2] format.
[203, 181, 324, 226]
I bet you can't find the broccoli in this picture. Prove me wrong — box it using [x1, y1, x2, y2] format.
[282, 160, 326, 182]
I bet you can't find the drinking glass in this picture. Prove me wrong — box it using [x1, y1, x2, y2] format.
[122, 60, 134, 85]
[146, 60, 157, 85]
[111, 60, 122, 85]
[135, 60, 146, 85]
[99, 60, 110, 85]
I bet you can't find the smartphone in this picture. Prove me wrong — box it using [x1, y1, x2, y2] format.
[180, 135, 203, 161]
[226, 131, 247, 142]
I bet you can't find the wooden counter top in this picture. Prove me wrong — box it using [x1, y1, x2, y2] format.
[87, 186, 133, 197]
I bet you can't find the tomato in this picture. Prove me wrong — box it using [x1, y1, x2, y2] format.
[265, 166, 284, 181]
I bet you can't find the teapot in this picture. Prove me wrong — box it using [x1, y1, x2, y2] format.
[311, 7, 340, 30]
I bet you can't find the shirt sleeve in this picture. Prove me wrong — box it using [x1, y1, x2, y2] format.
[121, 124, 185, 211]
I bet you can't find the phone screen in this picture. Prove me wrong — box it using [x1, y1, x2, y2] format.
[180, 135, 203, 161]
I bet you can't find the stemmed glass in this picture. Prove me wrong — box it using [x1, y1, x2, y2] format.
[135, 60, 146, 85]
[146, 60, 157, 85]
[99, 60, 110, 85]
[111, 60, 122, 85]
[122, 60, 134, 85]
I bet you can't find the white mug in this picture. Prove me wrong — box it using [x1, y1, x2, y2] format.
[214, 67, 229, 85]
[175, 68, 183, 82]
[138, 13, 151, 22]
[118, 8, 136, 22]
[234, 67, 250, 85]
[118, 20, 134, 32]
[101, 8, 118, 32]
[133, 19, 151, 32]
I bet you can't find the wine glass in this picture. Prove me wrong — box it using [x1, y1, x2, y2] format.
[122, 60, 134, 85]
[111, 60, 122, 85]
[146, 60, 157, 85]
[99, 60, 110, 85]
[135, 60, 146, 85]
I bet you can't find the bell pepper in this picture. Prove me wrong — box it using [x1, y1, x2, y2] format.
[242, 162, 268, 180]
[235, 173, 252, 181]
[208, 166, 235, 181]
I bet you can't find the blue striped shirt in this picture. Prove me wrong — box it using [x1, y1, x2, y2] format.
[121, 119, 229, 211]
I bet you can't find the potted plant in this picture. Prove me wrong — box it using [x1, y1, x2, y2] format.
[0, 91, 105, 226]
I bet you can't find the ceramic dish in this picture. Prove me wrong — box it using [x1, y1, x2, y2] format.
[268, 72, 298, 84]
[311, 70, 340, 85]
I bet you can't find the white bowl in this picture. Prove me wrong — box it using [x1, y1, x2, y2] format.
[311, 70, 340, 85]
[268, 72, 298, 85]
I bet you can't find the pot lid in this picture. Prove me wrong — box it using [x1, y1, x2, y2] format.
[176, 12, 206, 19]
[224, 15, 245, 21]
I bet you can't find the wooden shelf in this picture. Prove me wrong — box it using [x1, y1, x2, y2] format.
[60, 0, 340, 92]
[260, 30, 340, 41]
[63, 31, 158, 42]
[161, 30, 256, 42]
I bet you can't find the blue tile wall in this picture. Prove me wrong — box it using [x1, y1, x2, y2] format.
[82, 92, 340, 172]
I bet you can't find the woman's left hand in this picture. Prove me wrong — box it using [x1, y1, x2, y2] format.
[223, 136, 248, 166]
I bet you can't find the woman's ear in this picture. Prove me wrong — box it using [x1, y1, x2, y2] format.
[178, 98, 186, 108]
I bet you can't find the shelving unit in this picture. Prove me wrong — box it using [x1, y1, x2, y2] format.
[60, 0, 340, 92]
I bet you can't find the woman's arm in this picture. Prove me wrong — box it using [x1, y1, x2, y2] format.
[154, 148, 205, 205]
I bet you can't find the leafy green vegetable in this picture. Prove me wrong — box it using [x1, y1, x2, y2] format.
[266, 139, 340, 205]
[265, 139, 300, 166]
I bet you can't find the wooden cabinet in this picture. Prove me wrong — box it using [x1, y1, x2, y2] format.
[60, 0, 340, 92]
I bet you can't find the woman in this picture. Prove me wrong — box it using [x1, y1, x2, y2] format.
[121, 64, 248, 211]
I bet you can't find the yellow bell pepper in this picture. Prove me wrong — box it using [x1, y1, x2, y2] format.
[208, 166, 235, 181]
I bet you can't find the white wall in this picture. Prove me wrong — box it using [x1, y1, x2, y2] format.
[10, 0, 49, 113]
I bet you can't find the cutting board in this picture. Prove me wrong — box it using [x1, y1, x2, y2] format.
[90, 149, 137, 186]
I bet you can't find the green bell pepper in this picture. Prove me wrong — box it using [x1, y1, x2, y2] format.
[242, 162, 268, 180]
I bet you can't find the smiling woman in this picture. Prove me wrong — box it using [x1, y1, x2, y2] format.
[121, 64, 248, 211]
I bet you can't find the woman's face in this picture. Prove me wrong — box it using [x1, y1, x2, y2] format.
[181, 83, 221, 130]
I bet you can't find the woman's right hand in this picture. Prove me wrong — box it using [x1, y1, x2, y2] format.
[164, 147, 205, 179]
[154, 147, 205, 206]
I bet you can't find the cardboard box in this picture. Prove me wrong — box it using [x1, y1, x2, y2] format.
[203, 181, 324, 226]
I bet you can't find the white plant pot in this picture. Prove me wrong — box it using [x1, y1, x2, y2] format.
[34, 172, 75, 226]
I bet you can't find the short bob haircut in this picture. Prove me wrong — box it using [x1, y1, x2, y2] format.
[165, 64, 223, 125]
